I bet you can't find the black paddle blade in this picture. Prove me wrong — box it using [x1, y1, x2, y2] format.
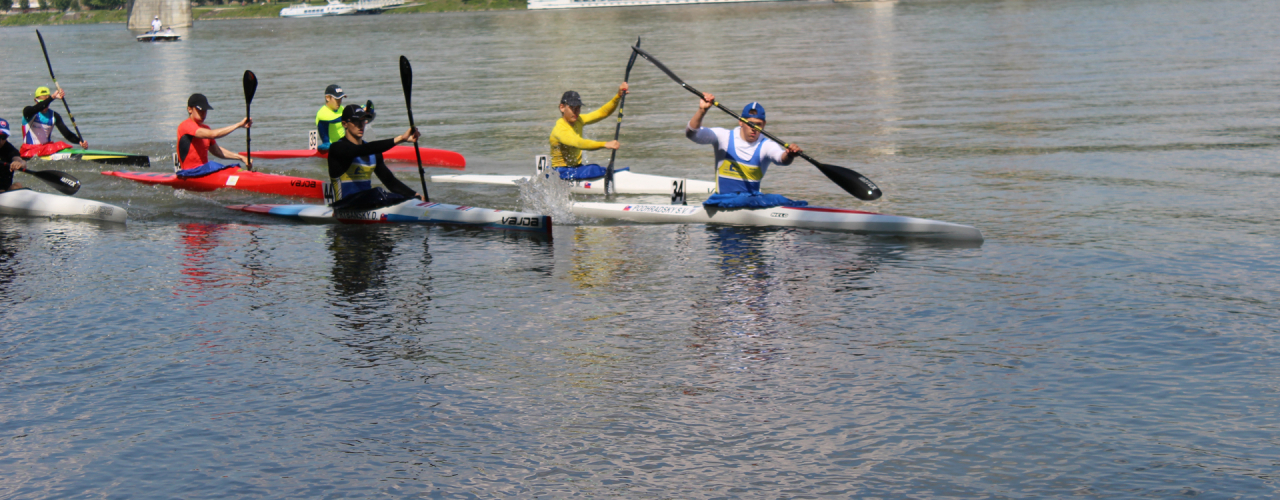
[811, 161, 882, 201]
[23, 168, 80, 195]
[243, 70, 257, 103]
[399, 56, 413, 103]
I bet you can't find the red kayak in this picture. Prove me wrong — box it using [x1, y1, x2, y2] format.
[239, 145, 466, 170]
[102, 168, 325, 199]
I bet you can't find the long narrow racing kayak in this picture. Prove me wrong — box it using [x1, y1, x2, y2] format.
[102, 168, 324, 199]
[228, 200, 552, 237]
[572, 202, 983, 241]
[33, 148, 150, 168]
[431, 155, 716, 195]
[433, 170, 718, 196]
[0, 189, 127, 223]
[240, 145, 466, 170]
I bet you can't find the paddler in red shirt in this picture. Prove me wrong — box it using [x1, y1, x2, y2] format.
[175, 93, 252, 177]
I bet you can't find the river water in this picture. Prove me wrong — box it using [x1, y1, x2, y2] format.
[1, 0, 1278, 497]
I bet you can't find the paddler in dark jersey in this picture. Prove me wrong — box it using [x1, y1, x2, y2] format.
[0, 118, 27, 192]
[175, 93, 252, 176]
[327, 104, 422, 208]
[21, 86, 88, 159]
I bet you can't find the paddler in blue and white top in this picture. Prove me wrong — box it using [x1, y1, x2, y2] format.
[175, 93, 252, 177]
[20, 86, 88, 159]
[687, 94, 805, 208]
[326, 105, 422, 209]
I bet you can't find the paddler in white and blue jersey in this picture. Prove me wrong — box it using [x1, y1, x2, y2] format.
[20, 86, 88, 159]
[326, 105, 422, 209]
[687, 95, 803, 208]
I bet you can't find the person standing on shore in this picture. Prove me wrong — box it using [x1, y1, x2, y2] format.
[548, 83, 627, 179]
[175, 94, 252, 177]
[20, 86, 87, 159]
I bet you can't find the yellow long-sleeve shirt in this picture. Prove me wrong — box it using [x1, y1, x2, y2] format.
[549, 94, 621, 168]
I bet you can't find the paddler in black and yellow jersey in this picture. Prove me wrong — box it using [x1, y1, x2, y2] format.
[327, 105, 422, 208]
[548, 83, 627, 179]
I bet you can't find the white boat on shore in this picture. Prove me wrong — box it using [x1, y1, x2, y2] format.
[572, 197, 983, 242]
[280, 0, 404, 17]
[0, 189, 127, 224]
[280, 0, 358, 18]
[528, 0, 792, 9]
[432, 155, 718, 196]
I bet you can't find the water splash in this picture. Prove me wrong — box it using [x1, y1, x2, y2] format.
[515, 171, 581, 224]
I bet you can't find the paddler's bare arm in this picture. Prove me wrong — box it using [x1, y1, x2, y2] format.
[192, 117, 252, 140]
[208, 142, 251, 169]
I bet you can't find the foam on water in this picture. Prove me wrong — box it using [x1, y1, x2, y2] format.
[515, 171, 580, 224]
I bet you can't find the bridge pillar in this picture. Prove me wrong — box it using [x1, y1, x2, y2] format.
[128, 0, 192, 30]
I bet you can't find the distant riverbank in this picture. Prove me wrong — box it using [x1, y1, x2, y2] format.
[0, 0, 524, 27]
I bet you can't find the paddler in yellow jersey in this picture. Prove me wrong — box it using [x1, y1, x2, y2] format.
[548, 83, 627, 179]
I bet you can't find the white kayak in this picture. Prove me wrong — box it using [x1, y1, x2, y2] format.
[228, 199, 552, 237]
[572, 202, 983, 241]
[0, 189, 127, 223]
[431, 155, 717, 195]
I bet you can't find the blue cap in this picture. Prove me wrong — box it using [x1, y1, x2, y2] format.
[0, 118, 10, 137]
[742, 102, 766, 121]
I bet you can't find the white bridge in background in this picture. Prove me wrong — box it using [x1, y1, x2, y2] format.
[528, 0, 792, 9]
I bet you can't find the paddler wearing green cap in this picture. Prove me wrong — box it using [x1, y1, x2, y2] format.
[548, 83, 628, 179]
[20, 86, 87, 159]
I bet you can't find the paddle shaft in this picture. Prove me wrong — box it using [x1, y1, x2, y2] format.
[605, 37, 641, 197]
[36, 31, 85, 145]
[399, 56, 429, 202]
[631, 46, 882, 201]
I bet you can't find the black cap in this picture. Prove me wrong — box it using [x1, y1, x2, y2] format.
[341, 104, 369, 123]
[560, 90, 582, 107]
[187, 93, 213, 111]
[325, 84, 346, 99]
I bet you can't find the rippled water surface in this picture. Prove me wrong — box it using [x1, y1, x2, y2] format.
[2, 0, 1279, 497]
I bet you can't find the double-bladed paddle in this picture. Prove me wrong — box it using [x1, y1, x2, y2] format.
[36, 30, 87, 148]
[630, 45, 882, 201]
[604, 36, 641, 198]
[398, 55, 430, 202]
[243, 70, 257, 171]
[20, 167, 80, 195]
